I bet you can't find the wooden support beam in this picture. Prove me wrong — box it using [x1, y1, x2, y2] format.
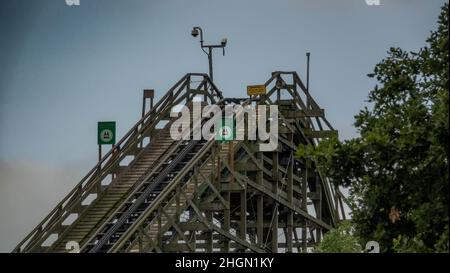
[256, 152, 264, 248]
[271, 204, 279, 253]
[284, 109, 325, 118]
[186, 198, 265, 253]
[226, 163, 333, 230]
[302, 163, 308, 252]
[240, 190, 247, 242]
[304, 129, 338, 138]
[287, 150, 294, 253]
[315, 172, 322, 243]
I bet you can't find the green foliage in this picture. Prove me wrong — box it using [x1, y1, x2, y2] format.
[298, 4, 449, 253]
[314, 221, 362, 253]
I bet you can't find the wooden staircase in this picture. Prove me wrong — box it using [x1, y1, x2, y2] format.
[50, 127, 175, 252]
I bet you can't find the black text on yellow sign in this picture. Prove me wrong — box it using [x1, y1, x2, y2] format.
[247, 85, 266, 96]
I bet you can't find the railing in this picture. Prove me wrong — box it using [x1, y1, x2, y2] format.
[13, 73, 222, 253]
[99, 97, 234, 251]
[246, 71, 340, 225]
[116, 139, 218, 252]
[13, 71, 342, 252]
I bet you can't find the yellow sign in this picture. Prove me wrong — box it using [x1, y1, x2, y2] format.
[247, 85, 266, 96]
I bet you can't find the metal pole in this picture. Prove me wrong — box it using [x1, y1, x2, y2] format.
[98, 144, 102, 175]
[306, 52, 311, 109]
[306, 52, 310, 91]
[192, 27, 226, 83]
[98, 145, 102, 162]
[208, 47, 213, 82]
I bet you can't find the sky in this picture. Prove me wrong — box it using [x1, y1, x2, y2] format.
[0, 0, 446, 252]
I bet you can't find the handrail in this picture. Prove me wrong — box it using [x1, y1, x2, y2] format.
[89, 139, 202, 252]
[79, 137, 186, 252]
[80, 100, 227, 252]
[108, 98, 235, 252]
[14, 70, 340, 252]
[42, 121, 174, 253]
[13, 77, 182, 252]
[119, 72, 341, 252]
[13, 73, 222, 253]
[115, 138, 217, 252]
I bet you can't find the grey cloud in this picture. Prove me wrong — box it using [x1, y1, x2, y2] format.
[0, 160, 86, 252]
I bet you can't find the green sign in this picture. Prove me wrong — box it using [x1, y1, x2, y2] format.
[216, 117, 234, 142]
[98, 121, 116, 145]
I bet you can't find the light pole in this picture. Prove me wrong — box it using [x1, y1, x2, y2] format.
[191, 27, 227, 82]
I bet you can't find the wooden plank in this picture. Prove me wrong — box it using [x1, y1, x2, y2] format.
[285, 109, 325, 118]
[303, 129, 338, 138]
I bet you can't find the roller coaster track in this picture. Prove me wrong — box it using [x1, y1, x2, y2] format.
[14, 71, 346, 253]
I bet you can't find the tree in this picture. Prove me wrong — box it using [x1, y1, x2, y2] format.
[314, 221, 362, 253]
[297, 4, 449, 252]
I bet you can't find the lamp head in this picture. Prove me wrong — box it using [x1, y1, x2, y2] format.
[221, 38, 228, 46]
[191, 28, 199, 37]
